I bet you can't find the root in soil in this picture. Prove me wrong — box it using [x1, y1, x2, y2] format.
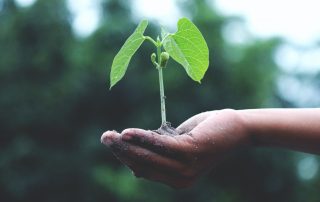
[154, 122, 179, 136]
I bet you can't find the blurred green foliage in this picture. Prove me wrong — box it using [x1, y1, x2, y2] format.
[0, 0, 319, 201]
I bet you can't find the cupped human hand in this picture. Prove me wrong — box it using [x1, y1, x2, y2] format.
[101, 109, 250, 188]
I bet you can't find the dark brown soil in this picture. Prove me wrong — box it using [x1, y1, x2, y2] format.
[153, 122, 179, 136]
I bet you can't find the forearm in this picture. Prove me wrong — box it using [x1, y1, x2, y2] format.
[239, 108, 320, 154]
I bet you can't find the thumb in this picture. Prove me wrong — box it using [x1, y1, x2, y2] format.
[176, 111, 211, 134]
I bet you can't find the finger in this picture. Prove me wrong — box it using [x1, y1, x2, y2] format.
[121, 128, 185, 156]
[176, 111, 212, 134]
[188, 117, 214, 139]
[101, 130, 121, 147]
[101, 130, 188, 170]
[114, 140, 185, 172]
[101, 131, 186, 172]
[101, 131, 184, 173]
[101, 130, 134, 157]
[102, 131, 195, 188]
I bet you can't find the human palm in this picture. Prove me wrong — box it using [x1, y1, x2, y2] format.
[101, 109, 249, 188]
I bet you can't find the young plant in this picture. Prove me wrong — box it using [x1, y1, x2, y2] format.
[109, 18, 209, 135]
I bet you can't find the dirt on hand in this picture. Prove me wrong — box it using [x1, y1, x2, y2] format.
[154, 122, 179, 136]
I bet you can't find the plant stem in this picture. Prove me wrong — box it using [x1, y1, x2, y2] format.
[157, 45, 167, 125]
[144, 36, 158, 47]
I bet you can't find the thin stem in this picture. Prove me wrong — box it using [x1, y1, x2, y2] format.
[157, 45, 167, 125]
[144, 36, 158, 47]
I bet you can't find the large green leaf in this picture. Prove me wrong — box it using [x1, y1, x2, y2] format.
[163, 18, 209, 83]
[109, 20, 148, 89]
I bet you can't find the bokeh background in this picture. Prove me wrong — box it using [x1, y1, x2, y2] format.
[1, 0, 320, 201]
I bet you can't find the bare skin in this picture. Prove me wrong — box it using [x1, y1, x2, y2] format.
[101, 108, 320, 188]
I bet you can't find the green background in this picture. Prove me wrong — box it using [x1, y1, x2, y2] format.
[0, 0, 319, 201]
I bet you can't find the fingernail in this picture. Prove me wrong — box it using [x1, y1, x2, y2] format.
[101, 131, 115, 145]
[100, 132, 109, 145]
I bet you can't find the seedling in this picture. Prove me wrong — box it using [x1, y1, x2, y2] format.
[109, 18, 209, 135]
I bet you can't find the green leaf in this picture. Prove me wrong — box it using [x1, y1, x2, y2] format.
[163, 18, 209, 83]
[109, 20, 148, 89]
[161, 26, 169, 41]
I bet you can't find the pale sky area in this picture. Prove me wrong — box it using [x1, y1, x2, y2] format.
[214, 0, 320, 46]
[14, 0, 320, 45]
[131, 0, 182, 29]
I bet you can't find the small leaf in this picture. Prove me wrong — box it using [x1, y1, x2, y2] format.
[163, 18, 209, 82]
[151, 53, 157, 66]
[109, 20, 148, 89]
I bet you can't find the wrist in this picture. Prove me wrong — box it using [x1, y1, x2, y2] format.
[216, 109, 254, 148]
[236, 109, 259, 147]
